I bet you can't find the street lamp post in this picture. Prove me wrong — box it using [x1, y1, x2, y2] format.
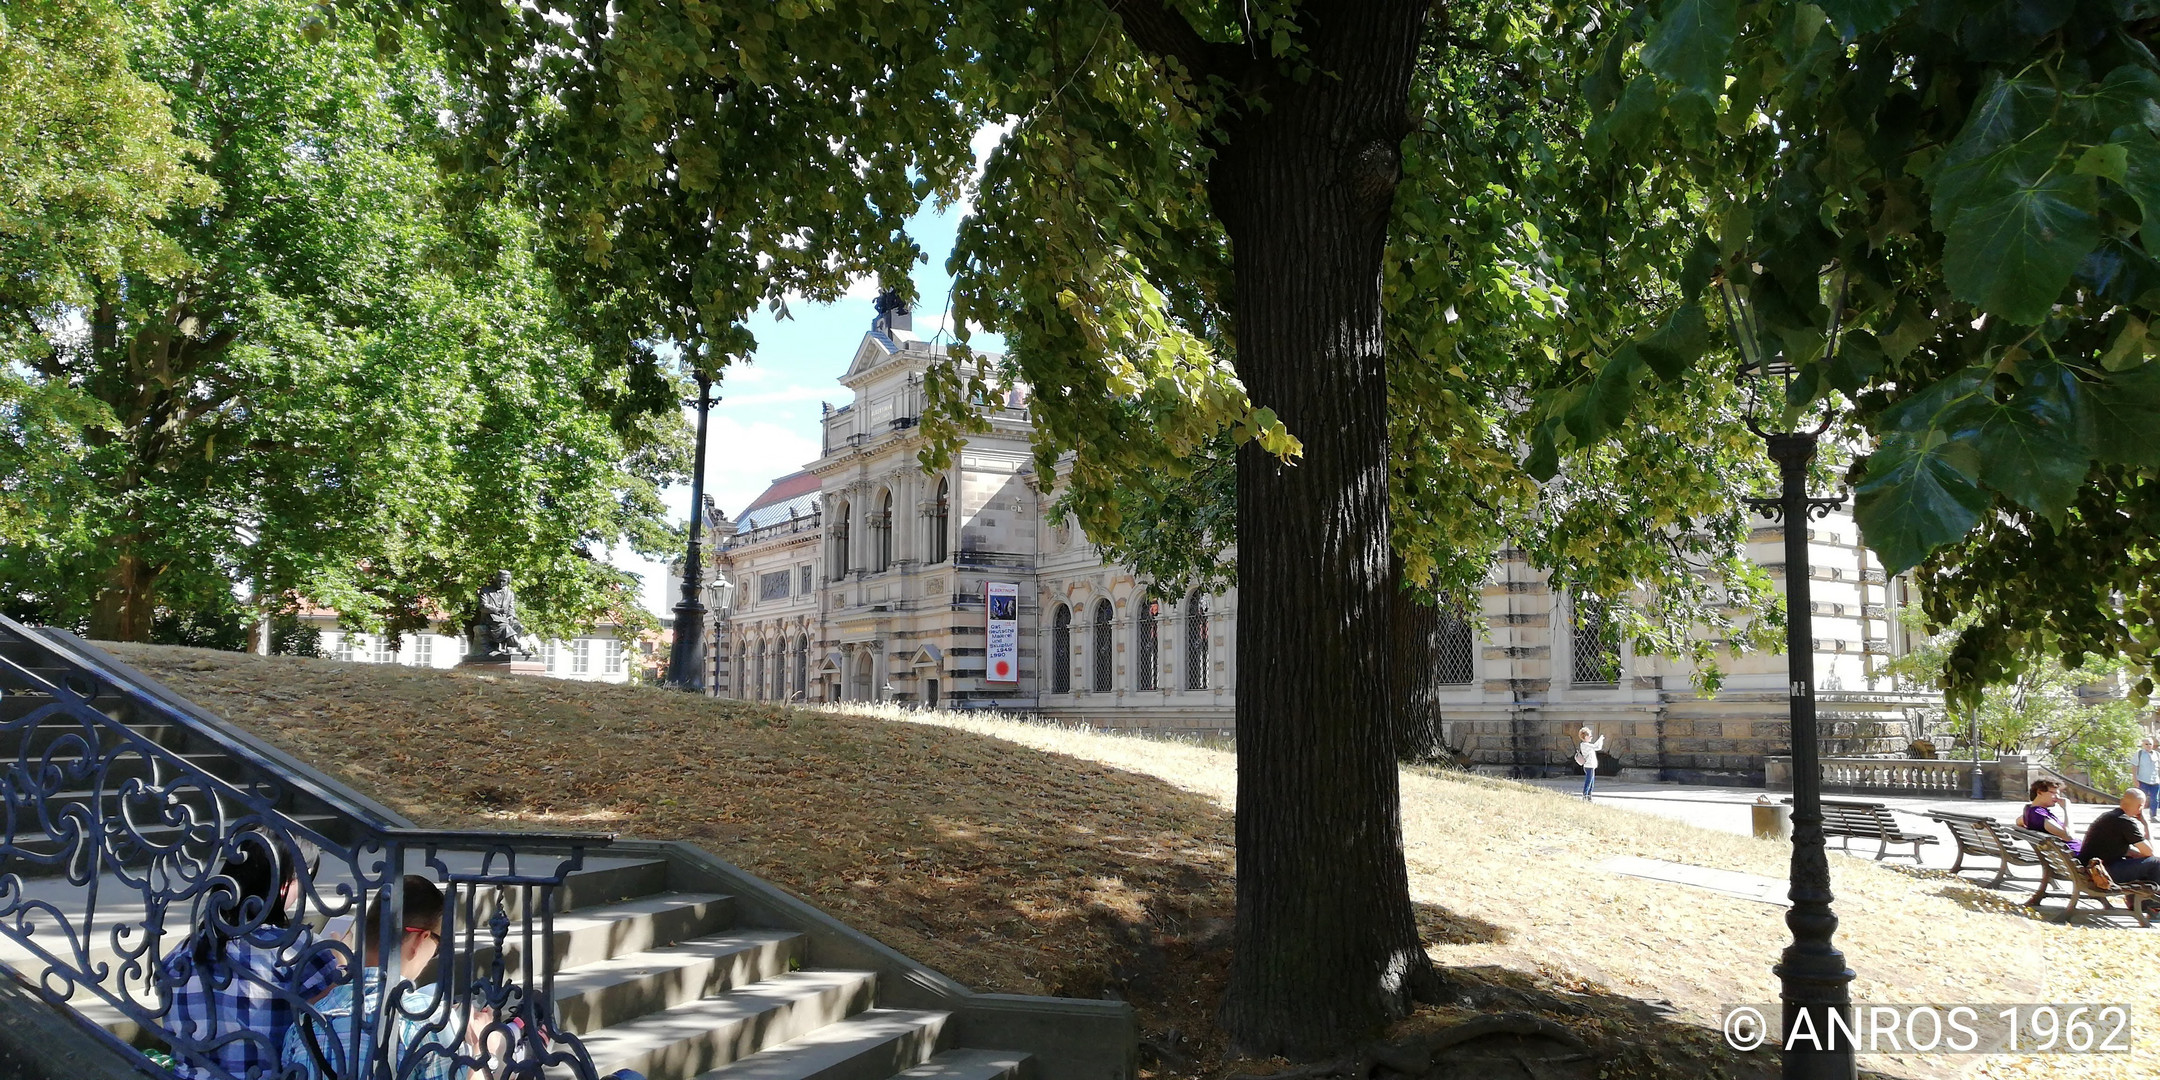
[666, 372, 717, 692]
[1724, 275, 1857, 1080]
[1970, 711, 1985, 800]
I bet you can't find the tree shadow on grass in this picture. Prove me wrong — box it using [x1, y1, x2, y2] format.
[119, 647, 1830, 1080]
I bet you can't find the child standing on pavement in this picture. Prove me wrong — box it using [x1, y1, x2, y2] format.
[1575, 726, 1606, 801]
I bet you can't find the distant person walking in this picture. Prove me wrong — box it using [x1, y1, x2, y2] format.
[1574, 726, 1606, 801]
[2135, 737, 2159, 823]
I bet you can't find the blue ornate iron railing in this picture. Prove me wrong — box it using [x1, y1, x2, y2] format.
[0, 619, 613, 1080]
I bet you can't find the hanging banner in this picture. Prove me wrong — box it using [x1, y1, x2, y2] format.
[985, 581, 1019, 683]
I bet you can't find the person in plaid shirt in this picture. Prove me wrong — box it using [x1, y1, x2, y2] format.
[163, 829, 345, 1080]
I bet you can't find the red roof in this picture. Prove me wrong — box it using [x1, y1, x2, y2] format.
[738, 470, 821, 518]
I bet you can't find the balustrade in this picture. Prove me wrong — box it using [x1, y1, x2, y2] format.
[0, 620, 611, 1080]
[1766, 752, 2029, 799]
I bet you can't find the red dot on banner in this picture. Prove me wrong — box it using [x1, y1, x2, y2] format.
[995, 661, 1009, 677]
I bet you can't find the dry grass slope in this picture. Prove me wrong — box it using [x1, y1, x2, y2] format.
[101, 645, 2150, 1080]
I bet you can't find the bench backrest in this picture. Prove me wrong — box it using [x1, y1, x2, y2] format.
[2026, 833, 2084, 880]
[1821, 799, 1898, 834]
[1928, 811, 2007, 856]
[1985, 820, 2046, 863]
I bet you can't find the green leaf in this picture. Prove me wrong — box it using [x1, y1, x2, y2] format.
[1814, 0, 1915, 38]
[1822, 329, 1886, 396]
[1880, 367, 1991, 434]
[1595, 76, 1667, 158]
[1591, 345, 1645, 432]
[2100, 315, 2150, 372]
[1942, 169, 2099, 324]
[2116, 135, 2160, 253]
[1524, 422, 1560, 481]
[1969, 366, 2091, 520]
[1637, 303, 1709, 381]
[2091, 65, 2160, 138]
[2091, 362, 2160, 467]
[1929, 76, 2061, 228]
[2076, 143, 2129, 183]
[1854, 434, 1991, 574]
[1641, 0, 1738, 96]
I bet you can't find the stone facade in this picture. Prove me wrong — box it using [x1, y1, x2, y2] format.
[709, 311, 1932, 781]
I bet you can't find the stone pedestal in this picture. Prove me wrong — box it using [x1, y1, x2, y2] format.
[458, 656, 546, 678]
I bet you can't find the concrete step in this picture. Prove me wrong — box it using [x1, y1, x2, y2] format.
[9, 719, 191, 752]
[890, 1048, 1034, 1080]
[574, 970, 879, 1080]
[532, 892, 740, 971]
[554, 930, 804, 1033]
[558, 859, 673, 915]
[5, 812, 345, 878]
[688, 1010, 951, 1080]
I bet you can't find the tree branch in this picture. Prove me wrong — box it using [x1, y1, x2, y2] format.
[1101, 0, 1243, 82]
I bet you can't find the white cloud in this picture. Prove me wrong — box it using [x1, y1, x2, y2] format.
[700, 415, 825, 516]
[613, 413, 823, 617]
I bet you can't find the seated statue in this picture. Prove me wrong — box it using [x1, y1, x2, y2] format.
[471, 570, 537, 659]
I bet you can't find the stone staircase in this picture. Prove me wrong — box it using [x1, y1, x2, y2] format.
[443, 856, 1027, 1080]
[0, 622, 1132, 1080]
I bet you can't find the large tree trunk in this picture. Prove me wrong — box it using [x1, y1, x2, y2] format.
[1391, 565, 1450, 763]
[88, 546, 159, 641]
[1210, 1, 1434, 1058]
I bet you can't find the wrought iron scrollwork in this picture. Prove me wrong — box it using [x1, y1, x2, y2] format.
[0, 621, 611, 1080]
[1742, 494, 1846, 523]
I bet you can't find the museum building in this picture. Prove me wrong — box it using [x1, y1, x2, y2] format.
[707, 307, 1931, 783]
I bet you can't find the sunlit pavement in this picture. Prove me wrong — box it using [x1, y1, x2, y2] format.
[1520, 776, 2107, 876]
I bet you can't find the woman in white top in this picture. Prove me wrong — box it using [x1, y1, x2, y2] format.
[1576, 726, 1606, 800]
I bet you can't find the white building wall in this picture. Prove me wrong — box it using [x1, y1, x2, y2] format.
[706, 319, 1928, 774]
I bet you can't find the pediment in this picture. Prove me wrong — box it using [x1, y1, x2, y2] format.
[842, 332, 897, 380]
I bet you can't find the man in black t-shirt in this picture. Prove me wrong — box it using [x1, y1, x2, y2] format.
[2081, 790, 2160, 884]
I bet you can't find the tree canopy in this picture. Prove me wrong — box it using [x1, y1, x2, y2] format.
[1593, 0, 2160, 707]
[385, 0, 2160, 1058]
[0, 0, 686, 644]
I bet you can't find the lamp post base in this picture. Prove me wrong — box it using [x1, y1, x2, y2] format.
[665, 598, 708, 693]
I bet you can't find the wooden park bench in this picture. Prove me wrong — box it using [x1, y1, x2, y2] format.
[1818, 798, 1938, 862]
[1926, 809, 2044, 888]
[2023, 833, 2159, 927]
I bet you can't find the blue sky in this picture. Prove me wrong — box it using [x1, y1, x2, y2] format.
[616, 154, 1008, 616]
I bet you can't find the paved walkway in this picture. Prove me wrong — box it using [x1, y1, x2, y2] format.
[1528, 777, 2089, 875]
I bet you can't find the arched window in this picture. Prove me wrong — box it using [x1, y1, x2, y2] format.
[1184, 592, 1208, 690]
[1571, 597, 1621, 686]
[753, 641, 767, 701]
[735, 642, 748, 699]
[874, 489, 893, 571]
[1437, 605, 1475, 685]
[1051, 605, 1072, 694]
[831, 500, 851, 577]
[795, 635, 809, 699]
[929, 478, 950, 564]
[1093, 599, 1114, 692]
[1136, 597, 1159, 691]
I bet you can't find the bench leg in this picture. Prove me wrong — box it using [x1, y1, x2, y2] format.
[2026, 872, 2052, 908]
[1988, 861, 2007, 888]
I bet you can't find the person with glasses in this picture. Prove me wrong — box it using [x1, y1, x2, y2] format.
[282, 876, 455, 1080]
